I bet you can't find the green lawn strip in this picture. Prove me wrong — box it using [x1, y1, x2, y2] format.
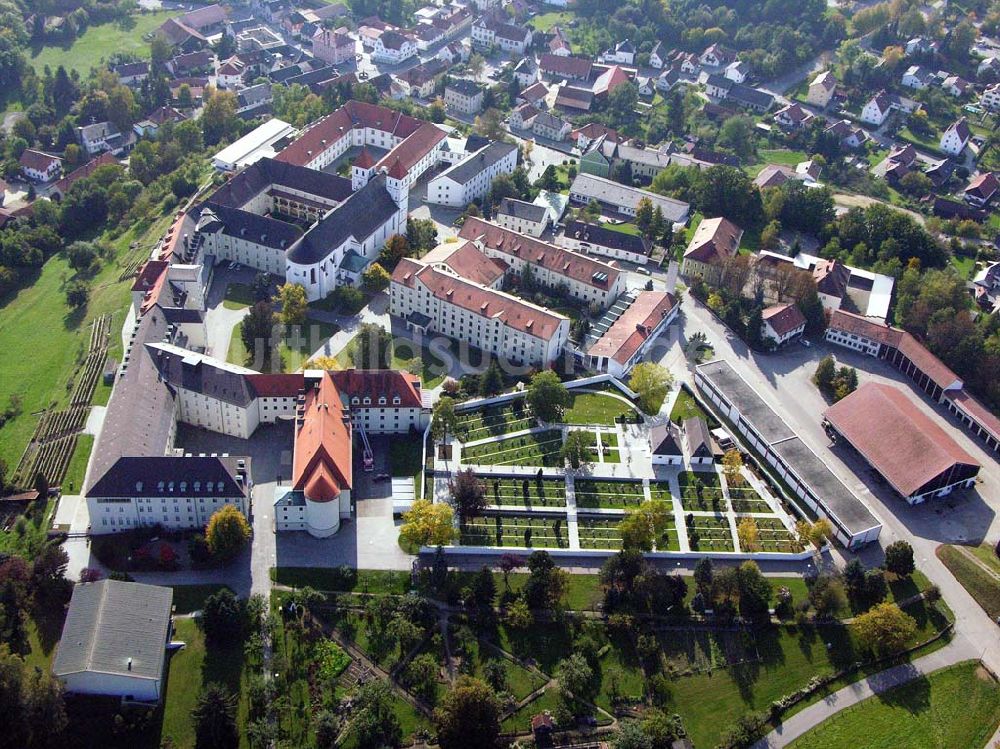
[577, 516, 625, 550]
[456, 400, 535, 441]
[574, 479, 645, 509]
[787, 660, 1000, 749]
[968, 543, 1000, 576]
[758, 149, 808, 167]
[271, 567, 414, 594]
[670, 387, 719, 427]
[28, 11, 175, 73]
[389, 435, 424, 488]
[527, 10, 573, 31]
[648, 481, 674, 502]
[602, 221, 643, 236]
[937, 544, 1000, 619]
[169, 584, 233, 615]
[222, 282, 255, 309]
[565, 392, 635, 425]
[501, 685, 563, 733]
[332, 333, 447, 388]
[62, 433, 94, 496]
[686, 513, 735, 552]
[161, 618, 248, 748]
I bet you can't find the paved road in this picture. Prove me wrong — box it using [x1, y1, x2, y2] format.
[752, 637, 980, 748]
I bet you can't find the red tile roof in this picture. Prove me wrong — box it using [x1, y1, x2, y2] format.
[276, 100, 426, 166]
[330, 369, 422, 408]
[593, 65, 630, 96]
[393, 258, 567, 341]
[519, 81, 549, 102]
[572, 123, 622, 143]
[812, 258, 850, 298]
[539, 54, 592, 79]
[19, 148, 61, 171]
[54, 151, 117, 194]
[762, 303, 805, 337]
[588, 291, 676, 365]
[824, 382, 979, 497]
[459, 217, 620, 291]
[425, 241, 507, 286]
[354, 147, 375, 169]
[131, 259, 169, 293]
[945, 389, 1000, 444]
[293, 373, 353, 502]
[246, 373, 306, 397]
[827, 310, 962, 392]
[965, 172, 998, 200]
[374, 122, 446, 177]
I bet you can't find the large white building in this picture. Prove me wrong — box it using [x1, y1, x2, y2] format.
[212, 118, 298, 171]
[459, 217, 625, 310]
[584, 291, 678, 377]
[372, 30, 418, 63]
[471, 17, 532, 54]
[391, 256, 570, 366]
[425, 141, 518, 207]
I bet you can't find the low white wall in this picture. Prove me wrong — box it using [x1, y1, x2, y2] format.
[423, 544, 819, 562]
[454, 374, 638, 414]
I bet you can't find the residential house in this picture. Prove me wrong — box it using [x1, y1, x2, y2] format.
[941, 75, 971, 97]
[906, 36, 938, 56]
[592, 65, 631, 99]
[373, 30, 417, 64]
[539, 54, 592, 82]
[133, 105, 187, 137]
[437, 40, 471, 64]
[725, 60, 750, 84]
[700, 43, 735, 67]
[569, 173, 690, 223]
[679, 53, 699, 74]
[977, 56, 1000, 78]
[573, 123, 621, 152]
[761, 303, 806, 345]
[940, 117, 971, 156]
[547, 26, 571, 56]
[773, 103, 813, 129]
[217, 56, 248, 89]
[584, 291, 678, 377]
[826, 119, 868, 149]
[512, 57, 539, 86]
[656, 68, 681, 92]
[113, 61, 149, 86]
[425, 141, 518, 207]
[650, 41, 666, 69]
[981, 83, 1000, 111]
[902, 64, 934, 90]
[471, 17, 532, 54]
[509, 102, 539, 130]
[681, 216, 742, 283]
[166, 50, 213, 77]
[518, 81, 549, 107]
[602, 39, 635, 66]
[965, 172, 998, 207]
[812, 258, 851, 310]
[807, 71, 837, 108]
[532, 111, 572, 141]
[77, 121, 120, 155]
[704, 74, 774, 112]
[235, 83, 273, 118]
[444, 79, 485, 114]
[398, 59, 449, 98]
[682, 416, 716, 465]
[496, 197, 550, 237]
[861, 90, 919, 125]
[20, 149, 62, 182]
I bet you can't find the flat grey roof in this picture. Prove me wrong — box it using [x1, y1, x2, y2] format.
[696, 359, 794, 443]
[771, 438, 880, 532]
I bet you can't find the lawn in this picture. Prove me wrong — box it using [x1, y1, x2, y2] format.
[574, 479, 645, 509]
[788, 661, 1000, 749]
[461, 430, 565, 467]
[169, 584, 232, 615]
[228, 318, 340, 372]
[455, 400, 535, 442]
[565, 391, 635, 425]
[161, 618, 248, 748]
[271, 567, 414, 595]
[602, 221, 643, 237]
[757, 149, 808, 167]
[482, 475, 567, 508]
[460, 514, 570, 548]
[937, 544, 1000, 620]
[527, 10, 573, 31]
[670, 386, 718, 427]
[331, 332, 447, 387]
[389, 434, 424, 491]
[28, 11, 175, 74]
[577, 516, 624, 550]
[0, 205, 176, 485]
[222, 282, 255, 310]
[949, 253, 977, 280]
[62, 433, 94, 495]
[969, 542, 1000, 576]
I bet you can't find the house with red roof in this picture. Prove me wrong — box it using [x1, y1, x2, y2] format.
[761, 303, 805, 346]
[584, 291, 678, 377]
[19, 149, 62, 183]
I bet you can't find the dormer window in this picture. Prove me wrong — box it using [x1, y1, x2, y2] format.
[135, 481, 143, 492]
[378, 396, 386, 405]
[180, 482, 187, 492]
[393, 396, 401, 405]
[217, 482, 225, 491]
[194, 481, 201, 491]
[363, 397, 371, 405]
[352, 397, 360, 405]
[168, 481, 174, 492]
[157, 481, 165, 491]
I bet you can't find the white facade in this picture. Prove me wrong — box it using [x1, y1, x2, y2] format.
[497, 208, 549, 237]
[444, 83, 484, 114]
[425, 143, 518, 208]
[940, 121, 970, 155]
[373, 34, 417, 64]
[762, 318, 805, 345]
[824, 326, 881, 356]
[89, 488, 249, 534]
[861, 98, 890, 125]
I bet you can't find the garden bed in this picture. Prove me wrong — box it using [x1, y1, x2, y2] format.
[460, 514, 570, 548]
[481, 475, 567, 508]
[577, 517, 624, 550]
[461, 430, 564, 467]
[574, 479, 645, 509]
[686, 514, 735, 552]
[455, 400, 535, 442]
[679, 471, 726, 512]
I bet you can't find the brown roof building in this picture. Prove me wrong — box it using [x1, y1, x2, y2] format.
[824, 383, 979, 502]
[681, 216, 742, 283]
[585, 290, 678, 376]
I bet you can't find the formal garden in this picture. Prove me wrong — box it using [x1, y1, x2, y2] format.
[480, 475, 566, 508]
[454, 399, 536, 442]
[460, 514, 570, 549]
[460, 430, 565, 467]
[574, 479, 646, 509]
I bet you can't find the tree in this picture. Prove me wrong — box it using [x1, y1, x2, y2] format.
[504, 597, 533, 629]
[885, 540, 915, 577]
[66, 241, 99, 273]
[33, 471, 49, 500]
[737, 517, 760, 553]
[432, 396, 458, 442]
[796, 518, 833, 548]
[628, 362, 672, 414]
[556, 652, 595, 702]
[561, 430, 592, 469]
[736, 560, 771, 621]
[193, 683, 239, 749]
[352, 322, 392, 369]
[483, 658, 508, 693]
[450, 468, 487, 518]
[407, 217, 438, 254]
[635, 197, 654, 235]
[718, 115, 755, 161]
[809, 574, 846, 618]
[480, 360, 504, 396]
[0, 645, 67, 747]
[468, 53, 486, 80]
[379, 233, 411, 269]
[361, 262, 391, 292]
[205, 505, 251, 561]
[691, 166, 762, 228]
[497, 553, 522, 589]
[619, 500, 672, 551]
[434, 676, 501, 749]
[854, 602, 917, 655]
[526, 370, 571, 422]
[353, 680, 402, 749]
[813, 355, 836, 393]
[523, 550, 567, 610]
[721, 449, 744, 486]
[400, 499, 458, 548]
[65, 280, 89, 308]
[694, 557, 714, 596]
[201, 87, 238, 146]
[613, 720, 654, 749]
[900, 171, 932, 197]
[275, 283, 308, 326]
[473, 108, 505, 141]
[241, 301, 276, 361]
[251, 272, 271, 302]
[202, 588, 244, 644]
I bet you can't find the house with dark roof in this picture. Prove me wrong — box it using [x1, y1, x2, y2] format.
[761, 303, 806, 345]
[964, 172, 998, 207]
[650, 421, 684, 465]
[19, 149, 62, 182]
[425, 141, 518, 207]
[539, 54, 593, 82]
[681, 216, 742, 283]
[939, 117, 971, 155]
[682, 416, 716, 464]
[558, 219, 653, 265]
[496, 197, 551, 237]
[444, 79, 485, 114]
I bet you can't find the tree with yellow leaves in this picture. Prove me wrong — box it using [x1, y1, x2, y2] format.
[400, 500, 458, 550]
[737, 517, 760, 553]
[721, 449, 744, 486]
[206, 505, 251, 561]
[619, 500, 672, 551]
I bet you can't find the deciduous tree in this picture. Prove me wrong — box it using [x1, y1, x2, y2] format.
[434, 676, 501, 749]
[628, 362, 673, 414]
[885, 540, 915, 577]
[561, 430, 592, 469]
[400, 499, 458, 548]
[450, 468, 487, 518]
[526, 370, 571, 422]
[275, 282, 308, 326]
[854, 602, 917, 655]
[205, 505, 251, 561]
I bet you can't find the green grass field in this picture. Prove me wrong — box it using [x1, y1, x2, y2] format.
[527, 11, 573, 32]
[937, 544, 1000, 620]
[0, 208, 175, 477]
[758, 149, 808, 167]
[565, 391, 635, 424]
[331, 332, 447, 387]
[228, 318, 340, 373]
[222, 283, 255, 310]
[28, 11, 174, 75]
[62, 433, 94, 496]
[788, 661, 1000, 749]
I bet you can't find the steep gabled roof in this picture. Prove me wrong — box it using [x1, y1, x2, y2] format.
[293, 373, 352, 502]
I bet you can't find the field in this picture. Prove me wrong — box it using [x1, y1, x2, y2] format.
[564, 391, 635, 425]
[28, 11, 175, 74]
[788, 661, 1000, 749]
[937, 544, 1000, 620]
[62, 433, 94, 495]
[0, 206, 176, 484]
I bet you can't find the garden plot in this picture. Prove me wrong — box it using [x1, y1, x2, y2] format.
[685, 513, 735, 552]
[745, 516, 802, 552]
[656, 627, 760, 674]
[579, 429, 621, 463]
[574, 479, 645, 509]
[455, 400, 535, 442]
[460, 514, 569, 548]
[649, 481, 676, 503]
[565, 391, 637, 425]
[577, 517, 624, 550]
[727, 484, 773, 514]
[481, 475, 567, 508]
[461, 430, 564, 467]
[679, 470, 726, 513]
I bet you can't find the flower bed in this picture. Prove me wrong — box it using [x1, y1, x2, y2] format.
[461, 430, 564, 467]
[574, 479, 645, 509]
[480, 475, 567, 507]
[460, 514, 569, 548]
